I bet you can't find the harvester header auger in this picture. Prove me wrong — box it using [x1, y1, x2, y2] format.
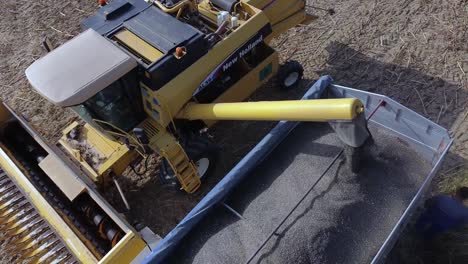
[0, 0, 452, 263]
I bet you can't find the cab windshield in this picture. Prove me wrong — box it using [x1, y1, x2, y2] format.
[74, 71, 144, 132]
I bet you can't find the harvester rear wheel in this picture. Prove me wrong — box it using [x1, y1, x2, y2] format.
[183, 132, 218, 180]
[277, 60, 304, 89]
[159, 133, 218, 188]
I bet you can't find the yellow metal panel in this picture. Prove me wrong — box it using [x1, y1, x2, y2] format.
[245, 0, 304, 23]
[59, 122, 137, 183]
[197, 2, 218, 26]
[245, 0, 306, 41]
[86, 125, 120, 156]
[302, 14, 320, 25]
[114, 29, 164, 63]
[266, 0, 305, 25]
[180, 98, 364, 122]
[0, 147, 98, 263]
[243, 0, 273, 8]
[59, 136, 100, 181]
[268, 10, 306, 41]
[103, 148, 138, 177]
[99, 232, 146, 264]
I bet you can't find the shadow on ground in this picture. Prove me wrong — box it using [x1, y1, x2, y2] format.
[318, 42, 467, 130]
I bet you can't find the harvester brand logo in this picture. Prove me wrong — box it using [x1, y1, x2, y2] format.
[193, 24, 273, 96]
[223, 35, 264, 72]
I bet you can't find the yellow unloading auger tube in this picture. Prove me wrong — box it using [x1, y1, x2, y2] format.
[179, 98, 372, 172]
[179, 98, 365, 122]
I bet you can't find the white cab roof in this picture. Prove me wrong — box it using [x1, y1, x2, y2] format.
[26, 29, 137, 107]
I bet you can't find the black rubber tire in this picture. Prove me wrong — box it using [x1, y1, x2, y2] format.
[277, 60, 304, 90]
[159, 159, 178, 187]
[159, 133, 219, 188]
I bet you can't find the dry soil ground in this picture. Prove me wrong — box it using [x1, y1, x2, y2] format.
[0, 0, 467, 263]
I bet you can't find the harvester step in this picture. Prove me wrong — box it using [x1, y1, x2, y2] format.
[176, 163, 190, 174]
[161, 143, 201, 193]
[171, 154, 186, 167]
[180, 167, 196, 179]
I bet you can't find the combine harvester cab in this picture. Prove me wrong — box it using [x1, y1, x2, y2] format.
[144, 76, 453, 264]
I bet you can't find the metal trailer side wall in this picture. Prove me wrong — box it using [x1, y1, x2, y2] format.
[329, 85, 451, 166]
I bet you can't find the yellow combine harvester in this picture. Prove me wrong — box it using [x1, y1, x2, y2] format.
[26, 0, 363, 194]
[0, 0, 370, 262]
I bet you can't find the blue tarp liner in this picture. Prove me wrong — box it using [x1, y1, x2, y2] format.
[143, 76, 333, 264]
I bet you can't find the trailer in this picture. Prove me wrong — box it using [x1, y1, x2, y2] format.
[143, 76, 452, 263]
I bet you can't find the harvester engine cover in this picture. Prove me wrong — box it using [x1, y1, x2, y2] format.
[83, 0, 209, 90]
